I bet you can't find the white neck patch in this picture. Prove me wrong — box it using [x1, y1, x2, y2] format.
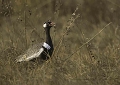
[43, 42, 51, 50]
[43, 23, 47, 28]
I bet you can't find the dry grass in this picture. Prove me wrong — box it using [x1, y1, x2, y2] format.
[0, 0, 120, 85]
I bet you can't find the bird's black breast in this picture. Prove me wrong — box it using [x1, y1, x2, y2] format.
[40, 46, 53, 60]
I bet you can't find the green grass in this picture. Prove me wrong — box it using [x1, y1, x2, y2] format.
[0, 0, 120, 85]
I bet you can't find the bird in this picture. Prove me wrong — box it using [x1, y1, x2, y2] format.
[16, 20, 55, 62]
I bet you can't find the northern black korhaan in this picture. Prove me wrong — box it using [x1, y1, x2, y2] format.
[16, 20, 55, 62]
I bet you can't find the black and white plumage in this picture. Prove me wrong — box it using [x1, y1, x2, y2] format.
[16, 20, 55, 62]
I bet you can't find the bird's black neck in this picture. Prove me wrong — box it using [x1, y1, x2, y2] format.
[45, 29, 53, 49]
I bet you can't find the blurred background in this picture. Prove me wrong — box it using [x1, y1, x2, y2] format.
[0, 0, 120, 85]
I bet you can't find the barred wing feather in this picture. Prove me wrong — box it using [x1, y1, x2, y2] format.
[16, 43, 44, 62]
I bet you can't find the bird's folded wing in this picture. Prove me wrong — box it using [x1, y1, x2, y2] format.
[16, 48, 44, 62]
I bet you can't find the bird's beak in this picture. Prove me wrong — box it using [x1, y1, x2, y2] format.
[50, 22, 56, 27]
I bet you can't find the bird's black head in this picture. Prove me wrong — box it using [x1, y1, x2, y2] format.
[43, 20, 55, 30]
